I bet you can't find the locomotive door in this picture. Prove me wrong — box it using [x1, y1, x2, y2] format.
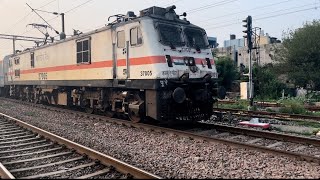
[115, 26, 129, 80]
[8, 57, 14, 83]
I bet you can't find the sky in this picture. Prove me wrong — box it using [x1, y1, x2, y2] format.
[0, 0, 319, 58]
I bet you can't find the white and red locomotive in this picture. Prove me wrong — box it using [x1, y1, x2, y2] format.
[0, 6, 218, 122]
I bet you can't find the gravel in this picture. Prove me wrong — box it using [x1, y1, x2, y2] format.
[1, 99, 320, 179]
[5, 153, 80, 170]
[14, 157, 93, 178]
[0, 144, 61, 157]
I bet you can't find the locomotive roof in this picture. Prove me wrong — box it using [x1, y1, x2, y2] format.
[9, 6, 204, 57]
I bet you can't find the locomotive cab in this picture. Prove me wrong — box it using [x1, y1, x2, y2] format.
[137, 6, 219, 121]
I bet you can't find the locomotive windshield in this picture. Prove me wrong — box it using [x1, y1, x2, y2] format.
[157, 23, 209, 49]
[158, 24, 184, 47]
[184, 28, 208, 49]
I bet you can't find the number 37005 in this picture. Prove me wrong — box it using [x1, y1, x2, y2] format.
[39, 73, 48, 80]
[141, 71, 152, 76]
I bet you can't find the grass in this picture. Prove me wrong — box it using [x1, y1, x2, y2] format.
[217, 100, 249, 110]
[272, 126, 317, 136]
[218, 97, 320, 117]
[278, 98, 320, 116]
[294, 121, 320, 129]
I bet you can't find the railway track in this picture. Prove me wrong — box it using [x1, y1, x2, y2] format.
[218, 100, 320, 111]
[1, 97, 320, 173]
[213, 107, 320, 123]
[190, 123, 320, 160]
[0, 113, 161, 179]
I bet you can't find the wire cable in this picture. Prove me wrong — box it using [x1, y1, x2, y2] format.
[187, 0, 239, 14]
[161, 0, 185, 7]
[65, 0, 95, 13]
[197, 0, 297, 24]
[206, 5, 320, 30]
[38, 0, 58, 9]
[205, 2, 318, 28]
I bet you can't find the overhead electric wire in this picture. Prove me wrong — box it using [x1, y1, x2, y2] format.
[205, 2, 318, 28]
[161, 0, 185, 7]
[42, 0, 95, 23]
[2, 0, 57, 34]
[38, 0, 58, 9]
[0, 0, 95, 54]
[19, 0, 96, 37]
[3, 12, 33, 33]
[26, 3, 60, 34]
[206, 5, 320, 30]
[77, 0, 240, 38]
[0, 0, 59, 50]
[65, 0, 95, 13]
[197, 0, 297, 24]
[255, 6, 319, 21]
[32, 8, 57, 14]
[186, 0, 239, 14]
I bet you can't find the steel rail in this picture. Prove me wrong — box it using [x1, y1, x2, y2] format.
[2, 98, 320, 166]
[214, 108, 320, 122]
[12, 102, 320, 163]
[198, 123, 320, 147]
[218, 100, 320, 111]
[0, 163, 15, 179]
[88, 114, 320, 164]
[0, 113, 161, 179]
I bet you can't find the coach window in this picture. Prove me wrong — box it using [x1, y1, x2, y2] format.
[117, 31, 125, 48]
[77, 38, 91, 64]
[31, 52, 35, 68]
[130, 27, 143, 46]
[14, 57, 20, 65]
[14, 69, 20, 78]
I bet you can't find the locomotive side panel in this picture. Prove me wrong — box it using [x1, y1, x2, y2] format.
[9, 30, 113, 86]
[124, 20, 166, 80]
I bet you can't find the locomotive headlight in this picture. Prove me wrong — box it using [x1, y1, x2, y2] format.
[184, 57, 195, 66]
[189, 57, 195, 66]
[184, 58, 189, 65]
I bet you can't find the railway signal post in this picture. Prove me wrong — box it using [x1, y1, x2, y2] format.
[242, 15, 254, 107]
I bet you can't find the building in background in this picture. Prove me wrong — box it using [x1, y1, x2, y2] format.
[223, 34, 245, 50]
[215, 31, 282, 68]
[215, 34, 245, 65]
[208, 37, 218, 48]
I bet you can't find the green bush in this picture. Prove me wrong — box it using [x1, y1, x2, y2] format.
[253, 64, 287, 100]
[219, 100, 248, 110]
[266, 108, 276, 113]
[279, 99, 307, 115]
[216, 57, 239, 91]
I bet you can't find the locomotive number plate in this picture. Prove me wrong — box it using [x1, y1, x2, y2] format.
[39, 73, 48, 80]
[141, 71, 152, 77]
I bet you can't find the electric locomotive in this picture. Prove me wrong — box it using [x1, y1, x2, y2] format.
[0, 5, 218, 122]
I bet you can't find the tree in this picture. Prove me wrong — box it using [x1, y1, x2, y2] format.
[212, 48, 219, 58]
[275, 20, 320, 90]
[253, 64, 286, 100]
[215, 56, 239, 91]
